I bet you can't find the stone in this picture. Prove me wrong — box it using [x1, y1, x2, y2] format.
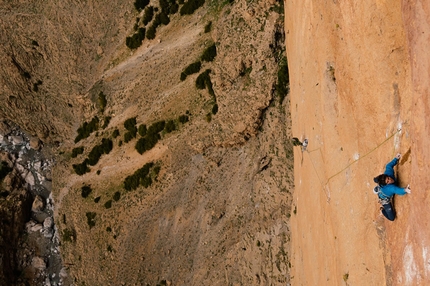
[11, 135, 23, 145]
[43, 217, 53, 229]
[33, 212, 49, 224]
[32, 195, 44, 212]
[24, 171, 35, 186]
[29, 137, 41, 150]
[31, 256, 46, 270]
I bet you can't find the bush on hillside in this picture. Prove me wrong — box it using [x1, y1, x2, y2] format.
[75, 116, 99, 143]
[98, 92, 107, 112]
[86, 212, 96, 228]
[71, 146, 84, 158]
[113, 191, 121, 201]
[178, 114, 189, 123]
[164, 120, 176, 133]
[0, 161, 12, 182]
[204, 21, 212, 33]
[134, 0, 150, 11]
[81, 185, 92, 198]
[180, 61, 201, 81]
[112, 129, 120, 138]
[142, 6, 154, 25]
[73, 160, 89, 175]
[87, 138, 113, 166]
[124, 162, 155, 191]
[201, 44, 217, 62]
[138, 124, 147, 137]
[102, 116, 111, 129]
[276, 57, 290, 103]
[212, 104, 218, 115]
[146, 25, 156, 40]
[180, 0, 205, 15]
[126, 28, 146, 49]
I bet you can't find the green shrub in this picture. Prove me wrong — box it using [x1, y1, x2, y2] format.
[276, 56, 290, 103]
[134, 0, 150, 11]
[124, 162, 155, 191]
[196, 69, 215, 99]
[124, 117, 137, 137]
[62, 228, 76, 243]
[124, 131, 135, 143]
[178, 114, 189, 123]
[126, 28, 146, 49]
[159, 12, 170, 25]
[0, 161, 12, 182]
[204, 21, 212, 33]
[87, 138, 113, 166]
[147, 120, 165, 135]
[201, 44, 217, 62]
[106, 226, 112, 232]
[94, 196, 101, 203]
[142, 6, 154, 25]
[71, 146, 84, 158]
[98, 92, 107, 112]
[81, 185, 92, 198]
[146, 25, 156, 40]
[180, 61, 201, 81]
[196, 69, 211, 89]
[164, 120, 176, 133]
[73, 161, 89, 175]
[138, 124, 147, 137]
[86, 212, 97, 228]
[141, 176, 152, 188]
[75, 116, 99, 143]
[102, 116, 111, 129]
[113, 191, 121, 201]
[180, 0, 205, 15]
[205, 112, 212, 122]
[112, 129, 120, 138]
[104, 200, 112, 209]
[169, 2, 179, 14]
[153, 165, 161, 176]
[135, 134, 159, 154]
[212, 104, 218, 115]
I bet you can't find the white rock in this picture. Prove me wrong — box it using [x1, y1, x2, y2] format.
[32, 195, 44, 212]
[25, 172, 35, 185]
[11, 135, 23, 145]
[43, 217, 53, 229]
[31, 256, 46, 270]
[30, 224, 43, 233]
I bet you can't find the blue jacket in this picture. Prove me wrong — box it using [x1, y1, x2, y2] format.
[379, 157, 407, 198]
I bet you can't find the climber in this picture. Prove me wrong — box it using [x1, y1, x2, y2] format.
[292, 137, 308, 151]
[373, 153, 411, 221]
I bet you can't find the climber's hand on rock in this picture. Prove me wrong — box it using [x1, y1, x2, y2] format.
[405, 184, 411, 194]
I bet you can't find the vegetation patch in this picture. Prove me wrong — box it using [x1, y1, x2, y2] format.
[104, 200, 112, 209]
[81, 185, 92, 198]
[126, 27, 146, 49]
[180, 0, 205, 15]
[142, 6, 154, 25]
[201, 44, 217, 62]
[98, 92, 107, 112]
[134, 0, 150, 11]
[123, 162, 158, 191]
[102, 116, 111, 129]
[113, 191, 121, 201]
[138, 124, 147, 137]
[276, 56, 289, 103]
[196, 69, 216, 99]
[204, 21, 212, 33]
[180, 61, 201, 81]
[112, 129, 120, 138]
[62, 228, 77, 243]
[75, 116, 99, 143]
[86, 212, 97, 228]
[87, 138, 113, 166]
[164, 120, 176, 133]
[70, 147, 84, 160]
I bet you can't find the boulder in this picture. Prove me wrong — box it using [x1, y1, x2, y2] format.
[10, 135, 23, 145]
[29, 137, 41, 150]
[31, 195, 44, 212]
[31, 256, 46, 270]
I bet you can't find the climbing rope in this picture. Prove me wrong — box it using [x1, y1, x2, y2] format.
[298, 128, 402, 202]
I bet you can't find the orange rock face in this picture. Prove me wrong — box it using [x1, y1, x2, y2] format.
[285, 0, 429, 284]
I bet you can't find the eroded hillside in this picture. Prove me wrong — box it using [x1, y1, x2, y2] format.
[1, 0, 293, 285]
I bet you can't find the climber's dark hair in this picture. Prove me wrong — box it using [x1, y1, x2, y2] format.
[374, 174, 389, 186]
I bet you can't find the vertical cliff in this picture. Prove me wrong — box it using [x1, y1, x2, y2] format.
[286, 0, 429, 284]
